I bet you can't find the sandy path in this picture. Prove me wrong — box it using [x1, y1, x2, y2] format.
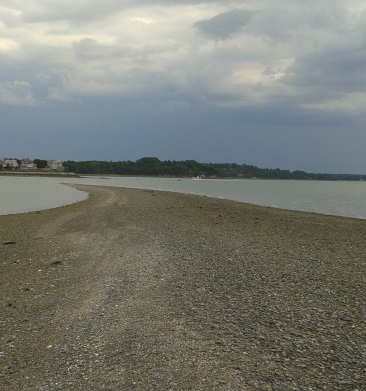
[1, 185, 365, 390]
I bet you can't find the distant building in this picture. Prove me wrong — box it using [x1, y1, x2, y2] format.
[3, 159, 19, 169]
[20, 159, 37, 170]
[47, 160, 63, 170]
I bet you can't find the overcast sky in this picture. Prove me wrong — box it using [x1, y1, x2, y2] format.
[1, 0, 365, 173]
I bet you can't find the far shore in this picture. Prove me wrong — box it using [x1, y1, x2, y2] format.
[2, 169, 366, 181]
[0, 170, 79, 177]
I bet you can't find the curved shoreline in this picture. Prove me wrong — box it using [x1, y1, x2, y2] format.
[0, 179, 88, 216]
[1, 185, 365, 390]
[2, 176, 366, 220]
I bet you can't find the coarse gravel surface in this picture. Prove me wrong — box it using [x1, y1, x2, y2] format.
[1, 185, 365, 390]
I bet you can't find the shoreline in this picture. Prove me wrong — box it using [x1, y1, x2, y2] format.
[0, 171, 79, 178]
[2, 175, 366, 220]
[1, 185, 365, 390]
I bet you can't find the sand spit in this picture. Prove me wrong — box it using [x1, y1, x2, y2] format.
[1, 185, 365, 390]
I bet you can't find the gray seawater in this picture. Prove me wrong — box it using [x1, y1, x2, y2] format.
[1, 175, 366, 219]
[0, 176, 88, 215]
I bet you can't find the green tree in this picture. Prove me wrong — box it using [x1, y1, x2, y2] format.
[34, 159, 48, 169]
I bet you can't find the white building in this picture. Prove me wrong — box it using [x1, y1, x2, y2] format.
[3, 159, 19, 169]
[20, 159, 37, 170]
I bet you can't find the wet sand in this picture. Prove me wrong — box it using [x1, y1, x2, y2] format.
[1, 185, 365, 390]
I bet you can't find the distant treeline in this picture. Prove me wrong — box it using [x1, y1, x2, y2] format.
[62, 157, 366, 180]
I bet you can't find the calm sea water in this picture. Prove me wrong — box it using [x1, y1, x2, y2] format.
[1, 176, 366, 219]
[0, 176, 88, 215]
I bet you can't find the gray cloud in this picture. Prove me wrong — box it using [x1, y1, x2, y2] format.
[193, 9, 255, 39]
[284, 43, 366, 92]
[73, 38, 127, 60]
[1, 1, 366, 173]
[17, 1, 224, 23]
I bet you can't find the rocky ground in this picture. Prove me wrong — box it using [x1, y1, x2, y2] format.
[1, 185, 365, 390]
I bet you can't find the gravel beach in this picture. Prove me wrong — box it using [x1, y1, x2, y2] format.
[1, 185, 365, 390]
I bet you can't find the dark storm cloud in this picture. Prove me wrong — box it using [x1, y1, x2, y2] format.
[1, 0, 366, 173]
[283, 42, 366, 92]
